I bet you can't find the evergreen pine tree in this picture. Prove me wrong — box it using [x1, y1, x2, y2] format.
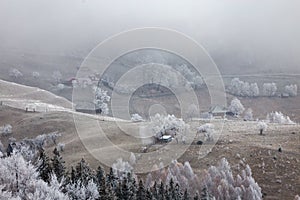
[107, 167, 117, 190]
[37, 148, 52, 183]
[145, 188, 153, 200]
[159, 182, 165, 200]
[96, 166, 109, 199]
[200, 187, 213, 200]
[194, 192, 200, 200]
[184, 189, 190, 200]
[174, 183, 182, 200]
[51, 148, 66, 182]
[136, 179, 146, 200]
[70, 166, 76, 184]
[121, 177, 130, 200]
[127, 172, 137, 200]
[151, 181, 159, 200]
[75, 158, 93, 185]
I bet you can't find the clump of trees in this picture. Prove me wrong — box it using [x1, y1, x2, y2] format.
[266, 111, 295, 124]
[9, 68, 23, 79]
[284, 84, 298, 97]
[197, 123, 215, 142]
[0, 144, 263, 200]
[150, 113, 189, 143]
[228, 78, 259, 97]
[262, 83, 277, 97]
[202, 158, 262, 199]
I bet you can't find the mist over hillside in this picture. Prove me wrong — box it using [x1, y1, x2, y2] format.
[1, 0, 300, 79]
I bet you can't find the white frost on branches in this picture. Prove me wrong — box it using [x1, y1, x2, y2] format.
[93, 86, 111, 115]
[266, 111, 295, 124]
[0, 153, 68, 199]
[284, 84, 297, 97]
[203, 158, 262, 200]
[228, 78, 259, 97]
[262, 83, 277, 97]
[197, 123, 215, 142]
[9, 68, 23, 79]
[150, 113, 189, 141]
[229, 98, 245, 116]
[257, 121, 268, 134]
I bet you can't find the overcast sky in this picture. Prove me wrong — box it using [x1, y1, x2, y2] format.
[0, 0, 299, 72]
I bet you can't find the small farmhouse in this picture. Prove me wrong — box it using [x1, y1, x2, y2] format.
[208, 105, 228, 118]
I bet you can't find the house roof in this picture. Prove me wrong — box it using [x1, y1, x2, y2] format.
[209, 105, 228, 114]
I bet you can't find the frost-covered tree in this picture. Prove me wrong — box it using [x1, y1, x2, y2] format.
[146, 160, 201, 196]
[112, 158, 134, 180]
[284, 84, 298, 97]
[57, 143, 65, 152]
[56, 83, 65, 91]
[263, 83, 277, 97]
[131, 113, 144, 122]
[150, 113, 189, 143]
[266, 111, 295, 124]
[197, 123, 215, 142]
[0, 152, 68, 199]
[257, 121, 268, 135]
[9, 68, 23, 79]
[66, 179, 99, 200]
[52, 70, 62, 83]
[244, 108, 254, 121]
[0, 124, 12, 136]
[93, 86, 111, 115]
[186, 104, 199, 121]
[129, 152, 136, 166]
[203, 158, 262, 200]
[228, 98, 245, 116]
[32, 71, 40, 79]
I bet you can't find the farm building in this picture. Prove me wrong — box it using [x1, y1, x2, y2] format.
[208, 105, 228, 118]
[75, 102, 102, 114]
